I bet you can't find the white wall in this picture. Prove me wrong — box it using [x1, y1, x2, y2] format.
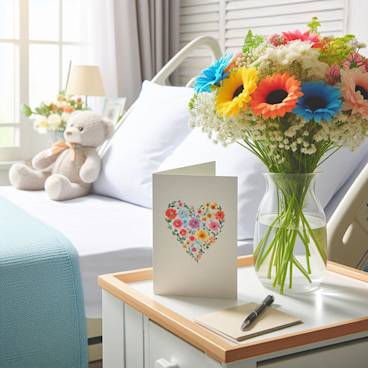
[0, 167, 10, 185]
[347, 0, 368, 55]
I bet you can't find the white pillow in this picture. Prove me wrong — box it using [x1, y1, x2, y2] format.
[318, 143, 368, 208]
[93, 81, 193, 207]
[158, 128, 368, 240]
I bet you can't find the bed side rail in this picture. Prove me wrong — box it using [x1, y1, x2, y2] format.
[328, 163, 368, 269]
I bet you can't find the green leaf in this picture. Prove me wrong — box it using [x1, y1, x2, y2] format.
[320, 34, 356, 64]
[188, 94, 197, 110]
[307, 16, 321, 34]
[21, 104, 32, 117]
[34, 103, 51, 116]
[242, 30, 264, 55]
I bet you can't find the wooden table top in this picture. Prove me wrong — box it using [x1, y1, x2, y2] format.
[98, 256, 368, 363]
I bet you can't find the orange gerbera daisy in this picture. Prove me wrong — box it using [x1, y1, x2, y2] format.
[250, 73, 303, 119]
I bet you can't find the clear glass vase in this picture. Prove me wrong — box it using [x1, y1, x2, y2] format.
[47, 130, 64, 145]
[253, 173, 327, 294]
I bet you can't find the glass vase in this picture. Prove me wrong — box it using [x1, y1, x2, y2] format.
[253, 173, 327, 294]
[47, 130, 64, 145]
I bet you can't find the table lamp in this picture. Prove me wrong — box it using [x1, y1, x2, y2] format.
[66, 65, 105, 106]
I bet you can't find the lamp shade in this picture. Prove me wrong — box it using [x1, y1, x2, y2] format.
[66, 65, 105, 96]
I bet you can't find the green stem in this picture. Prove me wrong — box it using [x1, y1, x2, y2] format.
[300, 212, 327, 263]
[267, 243, 277, 278]
[289, 261, 293, 289]
[254, 211, 288, 270]
[297, 229, 311, 274]
[254, 175, 326, 293]
[292, 256, 312, 283]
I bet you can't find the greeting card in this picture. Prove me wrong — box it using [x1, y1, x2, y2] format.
[153, 162, 237, 298]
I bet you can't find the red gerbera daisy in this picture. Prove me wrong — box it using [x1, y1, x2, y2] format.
[269, 30, 320, 48]
[282, 30, 320, 47]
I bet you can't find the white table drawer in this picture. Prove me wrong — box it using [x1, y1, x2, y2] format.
[147, 320, 207, 368]
[259, 338, 368, 368]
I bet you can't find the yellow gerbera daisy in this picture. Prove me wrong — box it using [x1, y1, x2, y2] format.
[216, 67, 258, 117]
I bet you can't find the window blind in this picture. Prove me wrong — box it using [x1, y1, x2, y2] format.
[179, 0, 348, 84]
[179, 0, 221, 85]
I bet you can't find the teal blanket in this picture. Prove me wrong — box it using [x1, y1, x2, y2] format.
[0, 197, 87, 368]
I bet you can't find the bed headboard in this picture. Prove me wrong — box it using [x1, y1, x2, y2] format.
[100, 36, 221, 156]
[152, 36, 222, 87]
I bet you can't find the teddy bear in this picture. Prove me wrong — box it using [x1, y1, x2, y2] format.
[9, 111, 113, 201]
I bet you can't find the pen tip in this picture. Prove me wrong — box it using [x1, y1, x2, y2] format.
[241, 320, 251, 330]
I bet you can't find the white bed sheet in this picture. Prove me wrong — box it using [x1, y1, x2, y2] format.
[0, 187, 252, 318]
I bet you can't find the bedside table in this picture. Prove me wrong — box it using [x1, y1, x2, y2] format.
[98, 256, 368, 368]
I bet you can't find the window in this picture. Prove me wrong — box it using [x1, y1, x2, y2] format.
[0, 0, 86, 160]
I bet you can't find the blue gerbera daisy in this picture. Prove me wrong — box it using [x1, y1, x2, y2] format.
[293, 81, 342, 123]
[194, 53, 233, 94]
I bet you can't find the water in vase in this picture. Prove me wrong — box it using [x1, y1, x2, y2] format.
[255, 213, 327, 294]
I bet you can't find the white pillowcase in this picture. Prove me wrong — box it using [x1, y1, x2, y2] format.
[318, 142, 368, 208]
[158, 128, 368, 240]
[93, 81, 193, 207]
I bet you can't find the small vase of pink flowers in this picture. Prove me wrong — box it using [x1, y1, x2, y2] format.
[22, 91, 86, 142]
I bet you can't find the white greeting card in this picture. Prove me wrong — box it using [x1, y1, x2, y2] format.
[153, 162, 238, 298]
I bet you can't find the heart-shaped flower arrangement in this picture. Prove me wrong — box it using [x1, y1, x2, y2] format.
[164, 200, 225, 262]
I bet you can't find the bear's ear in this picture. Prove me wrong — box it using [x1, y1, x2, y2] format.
[102, 117, 114, 139]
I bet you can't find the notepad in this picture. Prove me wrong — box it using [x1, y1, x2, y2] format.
[195, 303, 302, 342]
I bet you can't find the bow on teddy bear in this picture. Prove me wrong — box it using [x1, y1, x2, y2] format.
[9, 111, 113, 201]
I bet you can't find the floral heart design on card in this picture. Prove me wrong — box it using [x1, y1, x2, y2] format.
[164, 200, 225, 262]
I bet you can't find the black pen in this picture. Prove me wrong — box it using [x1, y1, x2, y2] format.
[241, 295, 275, 330]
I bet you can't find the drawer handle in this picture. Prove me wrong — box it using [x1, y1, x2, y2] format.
[154, 358, 179, 368]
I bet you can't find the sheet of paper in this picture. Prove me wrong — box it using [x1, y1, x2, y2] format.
[196, 303, 302, 341]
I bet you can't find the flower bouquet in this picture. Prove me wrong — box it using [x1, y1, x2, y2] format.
[22, 91, 85, 136]
[189, 18, 368, 293]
